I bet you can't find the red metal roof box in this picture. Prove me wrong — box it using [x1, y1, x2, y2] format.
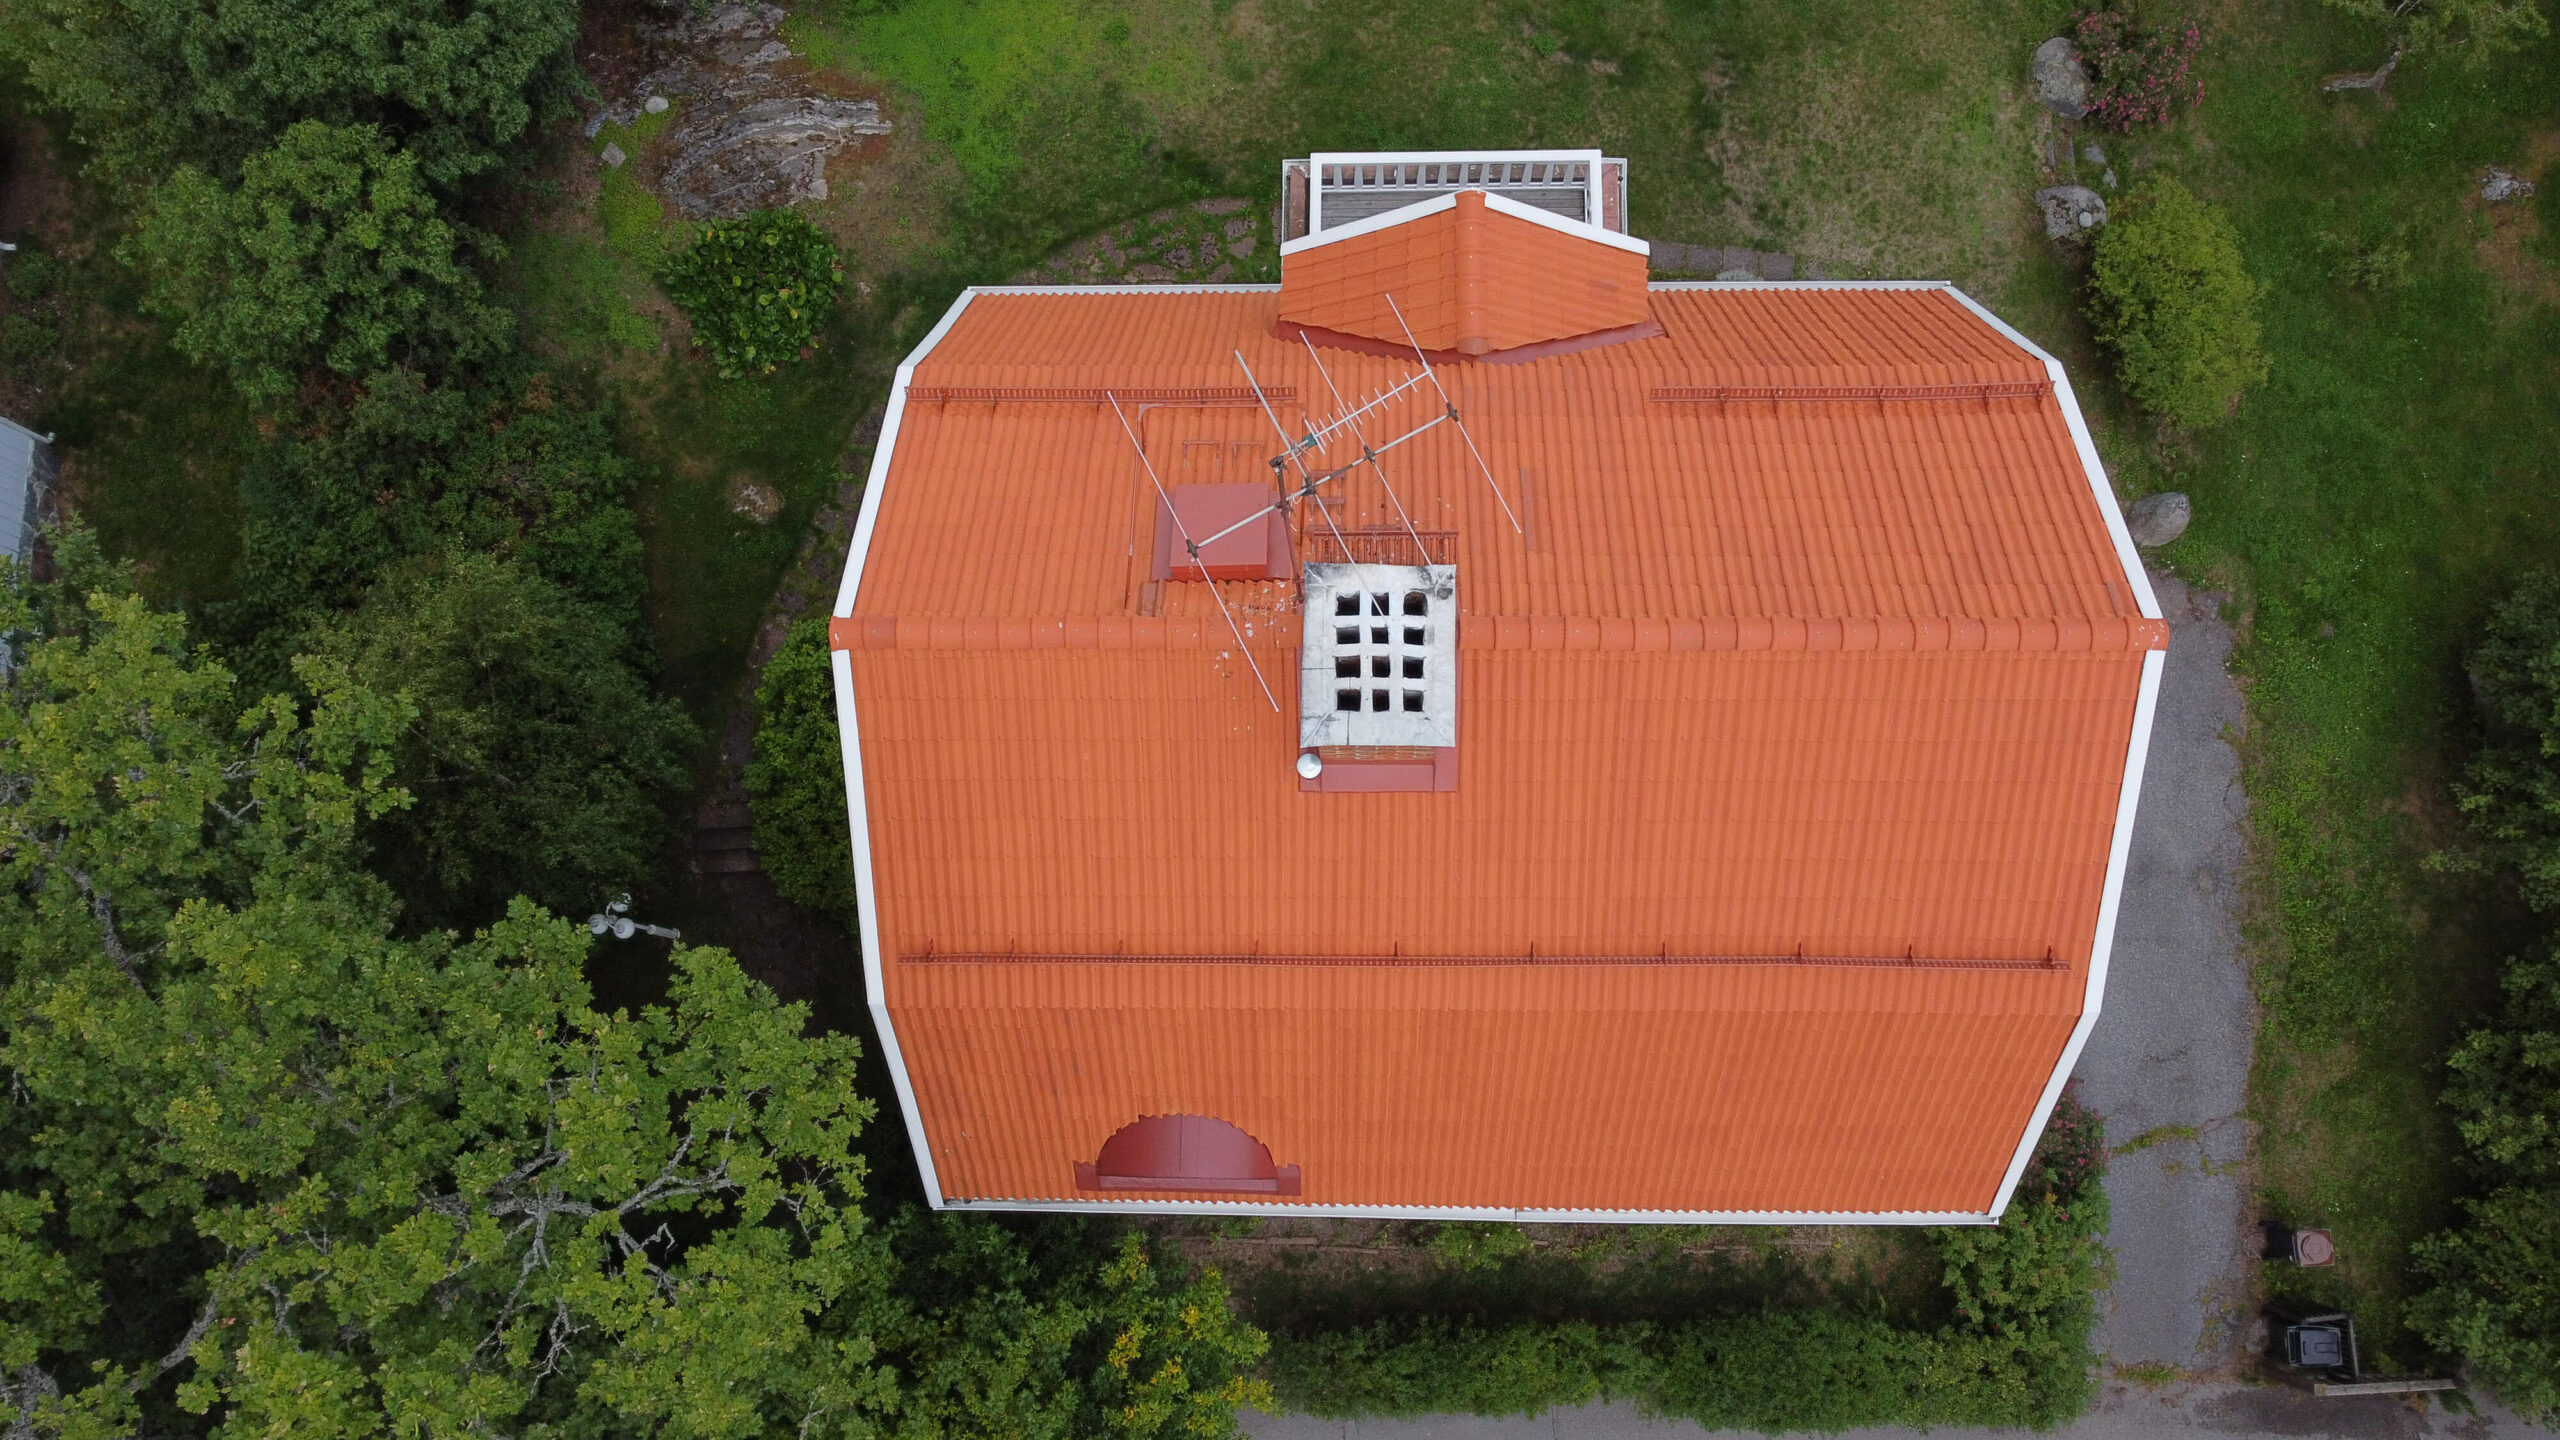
[828, 156, 2166, 1225]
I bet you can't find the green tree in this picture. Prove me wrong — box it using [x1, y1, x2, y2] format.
[0, 572, 1270, 1440]
[0, 0, 579, 185]
[222, 368, 646, 678]
[2449, 570, 2560, 909]
[308, 551, 697, 929]
[131, 121, 511, 401]
[2411, 950, 2560, 1420]
[746, 618, 858, 921]
[2412, 571, 2560, 1418]
[2087, 176, 2269, 430]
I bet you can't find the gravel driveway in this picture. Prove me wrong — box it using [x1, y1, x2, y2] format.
[2070, 571, 2258, 1371]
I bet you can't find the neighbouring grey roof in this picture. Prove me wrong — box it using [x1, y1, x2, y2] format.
[0, 417, 56, 567]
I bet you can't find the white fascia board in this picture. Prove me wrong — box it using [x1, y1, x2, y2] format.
[834, 286, 981, 1208]
[832, 650, 943, 1204]
[1309, 147, 1606, 166]
[1933, 283, 2164, 1216]
[1646, 279, 1951, 291]
[1281, 191, 1458, 258]
[1985, 644, 2164, 1217]
[941, 1198, 1992, 1226]
[1478, 189, 1650, 256]
[1280, 188, 1647, 260]
[957, 283, 1282, 295]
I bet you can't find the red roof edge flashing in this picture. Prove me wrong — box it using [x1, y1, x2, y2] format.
[1277, 315, 1665, 367]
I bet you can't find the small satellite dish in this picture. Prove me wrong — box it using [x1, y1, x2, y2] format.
[1295, 751, 1324, 779]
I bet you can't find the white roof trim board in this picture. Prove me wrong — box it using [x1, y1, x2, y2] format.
[1937, 283, 2161, 1219]
[834, 288, 981, 1202]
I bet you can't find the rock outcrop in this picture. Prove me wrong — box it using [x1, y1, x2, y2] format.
[2034, 185, 2107, 241]
[590, 3, 891, 217]
[2033, 37, 2090, 120]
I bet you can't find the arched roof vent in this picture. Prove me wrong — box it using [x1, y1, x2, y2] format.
[1075, 1114, 1302, 1195]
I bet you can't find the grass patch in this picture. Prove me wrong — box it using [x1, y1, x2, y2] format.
[612, 295, 892, 720]
[2114, 1123, 2203, 1155]
[2079, 0, 2560, 1369]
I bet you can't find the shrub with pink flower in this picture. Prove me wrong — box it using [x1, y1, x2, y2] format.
[2072, 10, 2205, 131]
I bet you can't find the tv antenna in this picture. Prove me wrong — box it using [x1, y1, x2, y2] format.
[1195, 294, 1522, 576]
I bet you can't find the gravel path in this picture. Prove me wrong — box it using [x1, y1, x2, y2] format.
[2071, 571, 2259, 1370]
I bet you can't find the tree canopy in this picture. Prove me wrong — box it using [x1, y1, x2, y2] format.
[0, 0, 580, 185]
[223, 369, 647, 675]
[0, 572, 1269, 1440]
[131, 121, 512, 401]
[308, 551, 697, 930]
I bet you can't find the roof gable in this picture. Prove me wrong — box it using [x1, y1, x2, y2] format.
[1278, 189, 1653, 357]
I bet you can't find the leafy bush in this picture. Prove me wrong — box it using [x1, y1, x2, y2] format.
[0, 0, 581, 185]
[2071, 11, 2204, 130]
[222, 368, 646, 676]
[1266, 1097, 2108, 1429]
[2448, 571, 2560, 909]
[131, 121, 512, 401]
[2087, 176, 2269, 429]
[2412, 571, 2560, 1419]
[660, 210, 844, 378]
[310, 551, 697, 928]
[2411, 950, 2560, 1421]
[2, 251, 60, 302]
[0, 315, 57, 378]
[746, 617, 858, 919]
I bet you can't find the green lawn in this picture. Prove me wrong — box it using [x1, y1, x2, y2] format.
[2055, 3, 2560, 1366]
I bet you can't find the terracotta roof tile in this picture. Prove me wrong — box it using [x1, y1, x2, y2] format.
[1278, 190, 1652, 355]
[837, 274, 2158, 1215]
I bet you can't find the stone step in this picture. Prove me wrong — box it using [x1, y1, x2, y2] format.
[691, 850, 763, 875]
[695, 827, 756, 852]
[697, 802, 752, 830]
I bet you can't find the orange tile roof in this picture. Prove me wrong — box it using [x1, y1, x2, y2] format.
[835, 268, 2162, 1218]
[1277, 189, 1652, 356]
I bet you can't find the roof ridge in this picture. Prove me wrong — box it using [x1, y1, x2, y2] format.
[833, 613, 2170, 653]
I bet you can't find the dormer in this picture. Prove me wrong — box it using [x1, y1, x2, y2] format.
[1276, 167, 1655, 363]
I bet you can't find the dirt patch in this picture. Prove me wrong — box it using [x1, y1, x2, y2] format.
[2466, 128, 2560, 307]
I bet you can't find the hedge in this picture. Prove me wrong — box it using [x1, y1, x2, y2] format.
[1262, 1098, 2108, 1431]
